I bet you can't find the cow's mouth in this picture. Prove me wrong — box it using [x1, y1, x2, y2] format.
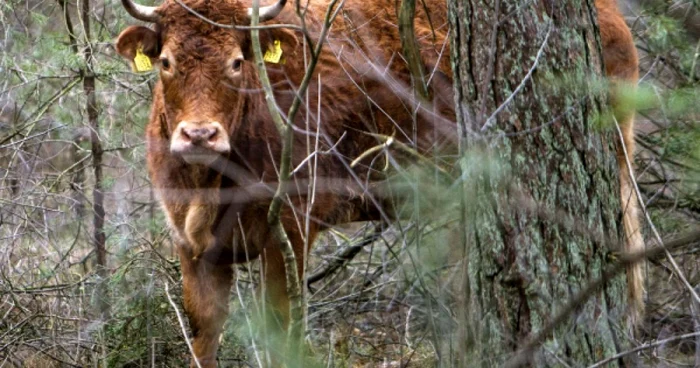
[170, 121, 231, 166]
[172, 145, 229, 165]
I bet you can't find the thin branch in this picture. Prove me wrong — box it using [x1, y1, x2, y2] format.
[481, 24, 551, 132]
[504, 228, 700, 368]
[615, 120, 700, 305]
[352, 132, 453, 182]
[0, 78, 81, 146]
[588, 331, 700, 368]
[165, 283, 202, 368]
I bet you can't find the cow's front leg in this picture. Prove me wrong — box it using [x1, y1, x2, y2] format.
[257, 221, 318, 352]
[178, 245, 233, 368]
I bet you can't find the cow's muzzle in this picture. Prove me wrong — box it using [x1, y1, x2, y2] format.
[171, 121, 230, 165]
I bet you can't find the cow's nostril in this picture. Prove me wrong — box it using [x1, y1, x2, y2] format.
[206, 127, 218, 141]
[180, 128, 191, 141]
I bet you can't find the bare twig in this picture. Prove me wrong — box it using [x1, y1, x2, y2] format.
[588, 331, 700, 368]
[615, 120, 700, 305]
[481, 24, 552, 132]
[504, 229, 700, 368]
[353, 132, 453, 182]
[165, 283, 202, 368]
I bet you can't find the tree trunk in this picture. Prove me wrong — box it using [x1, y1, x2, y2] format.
[80, 0, 108, 319]
[448, 1, 631, 366]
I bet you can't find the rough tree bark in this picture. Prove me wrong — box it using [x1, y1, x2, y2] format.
[448, 1, 632, 366]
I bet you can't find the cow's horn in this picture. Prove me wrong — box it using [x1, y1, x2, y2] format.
[121, 0, 160, 22]
[247, 0, 287, 22]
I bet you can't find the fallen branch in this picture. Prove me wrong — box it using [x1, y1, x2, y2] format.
[306, 226, 383, 285]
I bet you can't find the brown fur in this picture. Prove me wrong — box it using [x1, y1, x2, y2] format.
[116, 0, 641, 365]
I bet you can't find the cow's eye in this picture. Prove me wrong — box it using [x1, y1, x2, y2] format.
[160, 58, 171, 70]
[232, 58, 242, 72]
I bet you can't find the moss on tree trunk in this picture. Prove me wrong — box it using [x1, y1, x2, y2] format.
[448, 1, 632, 366]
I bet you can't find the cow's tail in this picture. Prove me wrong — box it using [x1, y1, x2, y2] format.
[616, 104, 645, 326]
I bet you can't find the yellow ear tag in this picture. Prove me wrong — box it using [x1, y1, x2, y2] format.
[263, 40, 283, 64]
[133, 45, 153, 72]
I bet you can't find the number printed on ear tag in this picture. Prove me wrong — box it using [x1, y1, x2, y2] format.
[133, 45, 153, 72]
[263, 40, 283, 64]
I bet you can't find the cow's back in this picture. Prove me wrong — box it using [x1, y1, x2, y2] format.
[265, 0, 455, 159]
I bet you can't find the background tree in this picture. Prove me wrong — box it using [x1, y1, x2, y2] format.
[447, 1, 633, 365]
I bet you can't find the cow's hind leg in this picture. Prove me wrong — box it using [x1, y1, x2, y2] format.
[178, 245, 233, 368]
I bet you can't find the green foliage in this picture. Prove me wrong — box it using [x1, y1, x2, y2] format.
[646, 15, 686, 53]
[664, 86, 700, 118]
[101, 249, 189, 366]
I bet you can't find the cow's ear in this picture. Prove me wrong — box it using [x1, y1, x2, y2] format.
[253, 27, 299, 63]
[116, 26, 160, 61]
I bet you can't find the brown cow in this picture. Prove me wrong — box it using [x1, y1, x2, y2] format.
[116, 0, 642, 365]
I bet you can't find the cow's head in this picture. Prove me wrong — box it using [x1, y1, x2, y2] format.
[116, 0, 287, 165]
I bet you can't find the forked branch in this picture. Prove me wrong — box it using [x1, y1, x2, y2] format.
[249, 0, 344, 348]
